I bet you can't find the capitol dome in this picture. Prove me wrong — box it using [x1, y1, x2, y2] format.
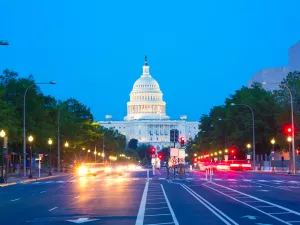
[124, 56, 169, 121]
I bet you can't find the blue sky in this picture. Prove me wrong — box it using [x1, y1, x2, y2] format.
[1, 0, 300, 121]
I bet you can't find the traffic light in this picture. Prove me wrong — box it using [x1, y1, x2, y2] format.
[193, 157, 198, 163]
[283, 125, 293, 135]
[170, 129, 174, 142]
[150, 147, 156, 153]
[229, 147, 236, 155]
[170, 129, 179, 143]
[297, 149, 300, 155]
[180, 137, 185, 147]
[175, 129, 179, 142]
[158, 153, 163, 160]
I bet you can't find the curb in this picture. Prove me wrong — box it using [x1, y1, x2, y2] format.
[247, 171, 300, 176]
[0, 173, 68, 187]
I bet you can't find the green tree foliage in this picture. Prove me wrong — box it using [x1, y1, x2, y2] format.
[195, 83, 281, 156]
[128, 138, 138, 150]
[0, 69, 125, 162]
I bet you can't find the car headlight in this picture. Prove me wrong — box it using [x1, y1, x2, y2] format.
[77, 166, 88, 176]
[105, 167, 112, 173]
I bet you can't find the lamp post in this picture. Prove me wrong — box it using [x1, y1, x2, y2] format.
[287, 136, 292, 173]
[0, 40, 9, 46]
[0, 130, 6, 183]
[230, 103, 256, 169]
[23, 81, 56, 177]
[263, 82, 296, 174]
[94, 150, 97, 163]
[28, 135, 34, 178]
[48, 138, 53, 176]
[271, 138, 276, 172]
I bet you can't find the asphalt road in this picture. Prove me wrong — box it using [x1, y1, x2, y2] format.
[1, 168, 300, 225]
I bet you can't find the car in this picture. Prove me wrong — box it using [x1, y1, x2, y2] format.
[216, 163, 230, 171]
[76, 163, 106, 176]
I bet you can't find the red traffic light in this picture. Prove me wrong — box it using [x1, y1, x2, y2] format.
[283, 125, 293, 135]
[230, 148, 236, 154]
[150, 147, 156, 153]
[158, 153, 163, 159]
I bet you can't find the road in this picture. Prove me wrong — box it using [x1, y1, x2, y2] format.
[1, 168, 300, 225]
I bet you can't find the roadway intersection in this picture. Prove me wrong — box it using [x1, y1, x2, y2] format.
[1, 169, 300, 225]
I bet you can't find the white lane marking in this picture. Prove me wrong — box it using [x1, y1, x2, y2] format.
[257, 180, 267, 182]
[144, 214, 171, 217]
[147, 198, 166, 200]
[45, 181, 53, 184]
[161, 184, 179, 225]
[56, 181, 64, 183]
[10, 198, 20, 202]
[144, 222, 174, 225]
[146, 202, 167, 204]
[40, 191, 46, 193]
[146, 207, 169, 210]
[147, 170, 149, 180]
[256, 206, 276, 208]
[253, 182, 291, 191]
[269, 212, 292, 215]
[243, 179, 252, 182]
[133, 178, 139, 180]
[49, 207, 58, 211]
[75, 196, 80, 199]
[181, 184, 238, 225]
[213, 178, 222, 181]
[159, 178, 165, 180]
[205, 182, 298, 225]
[228, 179, 236, 181]
[288, 181, 300, 184]
[135, 181, 149, 225]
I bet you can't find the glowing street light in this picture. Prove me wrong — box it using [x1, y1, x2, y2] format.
[64, 141, 69, 148]
[28, 135, 34, 178]
[247, 143, 251, 149]
[48, 138, 53, 176]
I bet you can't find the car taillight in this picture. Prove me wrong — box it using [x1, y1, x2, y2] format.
[230, 164, 240, 167]
[241, 164, 251, 168]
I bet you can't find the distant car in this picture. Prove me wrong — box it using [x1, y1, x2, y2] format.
[76, 163, 106, 176]
[105, 165, 124, 176]
[216, 163, 230, 171]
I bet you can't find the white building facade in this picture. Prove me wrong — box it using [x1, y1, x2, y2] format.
[99, 57, 199, 150]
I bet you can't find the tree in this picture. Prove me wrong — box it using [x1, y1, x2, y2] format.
[128, 138, 138, 150]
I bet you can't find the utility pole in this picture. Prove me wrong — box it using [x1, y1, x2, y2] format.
[57, 110, 60, 172]
[102, 136, 105, 163]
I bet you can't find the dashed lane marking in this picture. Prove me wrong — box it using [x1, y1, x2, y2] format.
[10, 198, 20, 202]
[48, 207, 58, 211]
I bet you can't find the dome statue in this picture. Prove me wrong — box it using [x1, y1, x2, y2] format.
[124, 56, 169, 121]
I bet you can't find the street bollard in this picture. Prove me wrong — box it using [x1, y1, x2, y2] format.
[210, 168, 212, 182]
[205, 169, 208, 181]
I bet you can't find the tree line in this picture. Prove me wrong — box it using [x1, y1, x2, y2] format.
[0, 69, 126, 162]
[185, 71, 300, 159]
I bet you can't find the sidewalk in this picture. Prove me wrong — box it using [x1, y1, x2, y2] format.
[247, 169, 300, 176]
[0, 172, 68, 187]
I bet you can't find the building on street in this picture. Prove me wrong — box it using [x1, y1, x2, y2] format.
[98, 57, 199, 150]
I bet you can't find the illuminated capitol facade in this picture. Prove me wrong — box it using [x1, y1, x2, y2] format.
[99, 57, 199, 150]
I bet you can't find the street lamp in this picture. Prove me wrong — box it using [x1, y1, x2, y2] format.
[64, 141, 69, 148]
[0, 130, 6, 183]
[28, 135, 34, 179]
[263, 82, 296, 174]
[230, 103, 256, 169]
[23, 81, 56, 177]
[270, 138, 276, 172]
[247, 143, 251, 149]
[0, 40, 9, 46]
[48, 138, 53, 176]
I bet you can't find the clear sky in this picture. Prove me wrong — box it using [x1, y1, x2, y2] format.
[1, 0, 300, 121]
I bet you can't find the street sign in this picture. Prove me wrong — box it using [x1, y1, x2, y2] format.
[178, 150, 185, 158]
[151, 158, 155, 165]
[171, 157, 177, 165]
[170, 148, 179, 157]
[224, 155, 228, 162]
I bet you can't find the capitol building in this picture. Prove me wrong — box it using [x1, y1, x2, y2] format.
[98, 57, 199, 150]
